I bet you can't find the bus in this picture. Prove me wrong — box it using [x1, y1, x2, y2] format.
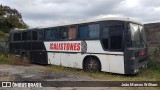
[9, 17, 148, 74]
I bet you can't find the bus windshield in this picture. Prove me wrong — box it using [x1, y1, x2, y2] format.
[130, 23, 146, 48]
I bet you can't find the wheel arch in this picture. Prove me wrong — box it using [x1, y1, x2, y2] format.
[82, 55, 102, 71]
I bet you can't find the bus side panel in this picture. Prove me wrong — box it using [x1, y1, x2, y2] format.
[48, 52, 61, 65]
[96, 55, 110, 72]
[22, 42, 31, 50]
[30, 51, 48, 64]
[47, 52, 86, 69]
[86, 40, 105, 53]
[60, 53, 85, 68]
[109, 55, 125, 74]
[9, 42, 21, 55]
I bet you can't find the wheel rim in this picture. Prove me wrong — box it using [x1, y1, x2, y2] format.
[87, 58, 98, 70]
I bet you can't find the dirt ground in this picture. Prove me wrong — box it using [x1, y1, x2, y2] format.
[0, 64, 92, 81]
[0, 64, 158, 90]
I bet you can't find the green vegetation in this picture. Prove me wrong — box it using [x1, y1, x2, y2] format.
[0, 54, 30, 65]
[0, 54, 9, 64]
[0, 4, 28, 33]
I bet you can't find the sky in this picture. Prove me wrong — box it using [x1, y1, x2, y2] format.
[1, 0, 160, 28]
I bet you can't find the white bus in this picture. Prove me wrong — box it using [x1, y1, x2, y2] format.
[9, 17, 148, 74]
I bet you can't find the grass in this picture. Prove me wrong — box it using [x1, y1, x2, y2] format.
[0, 53, 30, 66]
[43, 59, 160, 81]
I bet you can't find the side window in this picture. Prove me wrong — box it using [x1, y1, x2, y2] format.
[13, 33, 21, 41]
[110, 25, 123, 50]
[102, 27, 109, 49]
[37, 30, 43, 40]
[44, 28, 58, 40]
[22, 32, 27, 41]
[32, 30, 43, 40]
[78, 25, 89, 39]
[32, 31, 37, 40]
[45, 29, 51, 40]
[88, 24, 100, 38]
[59, 27, 68, 39]
[50, 28, 59, 40]
[26, 31, 31, 40]
[22, 31, 31, 41]
[68, 26, 76, 39]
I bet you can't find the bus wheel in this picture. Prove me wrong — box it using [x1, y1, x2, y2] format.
[84, 57, 101, 72]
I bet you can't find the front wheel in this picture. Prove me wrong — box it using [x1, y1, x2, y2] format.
[84, 57, 101, 72]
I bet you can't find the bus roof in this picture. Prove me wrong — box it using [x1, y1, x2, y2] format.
[40, 17, 143, 28]
[12, 17, 143, 31]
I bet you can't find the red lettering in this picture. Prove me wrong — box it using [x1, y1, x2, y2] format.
[70, 43, 74, 50]
[53, 43, 57, 50]
[64, 43, 66, 50]
[50, 42, 81, 51]
[50, 43, 54, 50]
[66, 43, 70, 50]
[73, 43, 76, 50]
[77, 43, 81, 51]
[60, 43, 63, 50]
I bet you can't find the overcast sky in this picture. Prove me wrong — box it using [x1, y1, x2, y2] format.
[1, 0, 160, 28]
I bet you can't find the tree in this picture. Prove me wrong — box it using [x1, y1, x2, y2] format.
[0, 4, 28, 33]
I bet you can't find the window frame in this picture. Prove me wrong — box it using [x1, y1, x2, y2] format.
[22, 31, 31, 41]
[68, 26, 77, 40]
[101, 26, 109, 50]
[100, 24, 124, 52]
[13, 32, 21, 41]
[109, 25, 124, 51]
[44, 27, 59, 41]
[32, 30, 44, 41]
[77, 22, 100, 40]
[59, 27, 68, 40]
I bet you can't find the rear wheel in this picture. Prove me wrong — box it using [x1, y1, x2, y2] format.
[84, 57, 101, 72]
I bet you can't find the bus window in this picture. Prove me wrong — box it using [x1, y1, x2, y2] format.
[22, 31, 31, 41]
[59, 27, 68, 39]
[78, 25, 89, 39]
[32, 31, 37, 40]
[102, 27, 109, 49]
[22, 32, 26, 41]
[110, 25, 123, 50]
[13, 33, 21, 41]
[45, 29, 51, 40]
[26, 31, 31, 40]
[32, 30, 43, 40]
[37, 30, 43, 40]
[45, 28, 59, 40]
[68, 26, 76, 39]
[88, 24, 100, 39]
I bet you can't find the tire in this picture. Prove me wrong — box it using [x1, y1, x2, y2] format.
[84, 57, 101, 72]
